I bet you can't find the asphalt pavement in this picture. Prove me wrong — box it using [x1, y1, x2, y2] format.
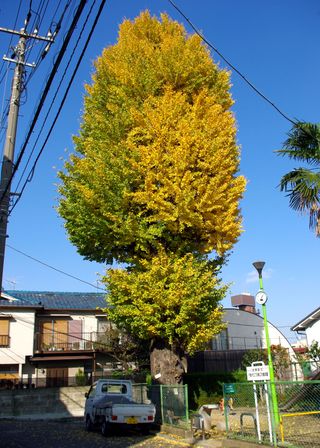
[0, 418, 195, 448]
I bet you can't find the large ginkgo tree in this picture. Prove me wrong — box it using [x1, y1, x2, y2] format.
[58, 11, 246, 383]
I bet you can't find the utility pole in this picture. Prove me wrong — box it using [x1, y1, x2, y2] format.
[0, 24, 54, 293]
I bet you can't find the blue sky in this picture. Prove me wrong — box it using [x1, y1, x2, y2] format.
[0, 1, 319, 344]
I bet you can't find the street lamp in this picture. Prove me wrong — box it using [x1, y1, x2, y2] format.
[252, 261, 279, 429]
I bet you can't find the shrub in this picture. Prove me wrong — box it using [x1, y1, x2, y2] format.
[184, 371, 237, 410]
[75, 369, 86, 386]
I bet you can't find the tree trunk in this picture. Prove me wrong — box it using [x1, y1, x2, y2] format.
[150, 339, 187, 384]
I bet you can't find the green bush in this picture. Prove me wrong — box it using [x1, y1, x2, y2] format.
[231, 369, 247, 382]
[145, 373, 152, 385]
[184, 371, 238, 410]
[75, 369, 86, 386]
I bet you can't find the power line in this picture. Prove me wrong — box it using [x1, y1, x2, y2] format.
[10, 0, 107, 213]
[13, 0, 98, 195]
[6, 244, 107, 292]
[0, 6, 65, 291]
[22, 0, 74, 90]
[0, 0, 23, 86]
[0, 67, 10, 143]
[167, 0, 297, 127]
[28, 0, 49, 36]
[0, 0, 88, 207]
[0, 0, 23, 141]
[1, 313, 115, 352]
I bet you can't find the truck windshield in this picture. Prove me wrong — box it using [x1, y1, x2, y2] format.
[101, 384, 127, 394]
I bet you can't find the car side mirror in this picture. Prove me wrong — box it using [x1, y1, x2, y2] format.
[85, 392, 88, 398]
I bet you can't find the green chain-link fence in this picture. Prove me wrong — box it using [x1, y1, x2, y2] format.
[131, 383, 189, 427]
[160, 384, 189, 427]
[277, 380, 320, 447]
[224, 380, 320, 447]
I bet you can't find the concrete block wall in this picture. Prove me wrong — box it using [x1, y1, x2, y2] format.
[0, 386, 89, 418]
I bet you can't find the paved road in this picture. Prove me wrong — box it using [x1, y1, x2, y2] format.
[0, 419, 192, 448]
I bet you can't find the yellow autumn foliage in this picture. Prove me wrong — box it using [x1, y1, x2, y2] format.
[104, 251, 226, 354]
[59, 11, 245, 263]
[58, 11, 246, 358]
[126, 87, 245, 254]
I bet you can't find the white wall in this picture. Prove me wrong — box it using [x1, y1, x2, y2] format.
[306, 319, 320, 346]
[0, 310, 36, 366]
[81, 314, 98, 333]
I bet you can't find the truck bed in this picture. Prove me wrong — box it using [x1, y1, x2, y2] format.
[93, 394, 155, 421]
[94, 394, 135, 409]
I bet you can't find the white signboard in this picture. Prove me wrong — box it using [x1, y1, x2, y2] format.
[246, 362, 270, 381]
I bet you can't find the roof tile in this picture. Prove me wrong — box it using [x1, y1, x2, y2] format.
[2, 291, 107, 310]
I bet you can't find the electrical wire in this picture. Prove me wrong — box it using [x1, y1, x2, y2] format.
[0, 0, 88, 207]
[23, 0, 74, 90]
[23, 0, 50, 77]
[10, 0, 107, 212]
[0, 0, 23, 141]
[167, 0, 297, 127]
[0, 313, 114, 352]
[29, 0, 48, 34]
[14, 0, 97, 193]
[0, 66, 10, 145]
[35, 329, 113, 351]
[6, 244, 107, 292]
[0, 0, 23, 86]
[0, 1, 73, 148]
[0, 347, 25, 363]
[16, 0, 76, 125]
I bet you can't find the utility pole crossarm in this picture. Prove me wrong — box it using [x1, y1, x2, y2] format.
[0, 27, 54, 43]
[0, 24, 55, 293]
[3, 56, 35, 68]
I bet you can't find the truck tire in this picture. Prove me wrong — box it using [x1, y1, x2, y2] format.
[85, 415, 93, 432]
[101, 420, 109, 437]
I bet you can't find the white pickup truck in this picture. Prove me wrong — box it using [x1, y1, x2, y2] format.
[84, 379, 156, 436]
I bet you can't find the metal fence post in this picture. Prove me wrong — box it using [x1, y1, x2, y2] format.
[223, 385, 229, 434]
[160, 384, 164, 424]
[184, 384, 189, 423]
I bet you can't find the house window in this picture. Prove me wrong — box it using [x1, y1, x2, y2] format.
[212, 329, 229, 350]
[41, 320, 69, 350]
[0, 317, 10, 347]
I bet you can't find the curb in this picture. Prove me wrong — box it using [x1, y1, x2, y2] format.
[0, 414, 83, 422]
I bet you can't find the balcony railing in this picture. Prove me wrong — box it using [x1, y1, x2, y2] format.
[34, 331, 113, 353]
[0, 335, 10, 347]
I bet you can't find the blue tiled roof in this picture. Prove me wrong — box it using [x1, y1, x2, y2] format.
[0, 299, 42, 308]
[3, 291, 108, 310]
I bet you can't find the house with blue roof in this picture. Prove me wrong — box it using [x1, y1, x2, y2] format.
[0, 290, 302, 386]
[0, 290, 117, 387]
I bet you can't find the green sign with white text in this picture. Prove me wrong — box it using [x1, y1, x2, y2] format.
[224, 383, 235, 394]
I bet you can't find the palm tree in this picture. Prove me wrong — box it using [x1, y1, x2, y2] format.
[277, 122, 320, 235]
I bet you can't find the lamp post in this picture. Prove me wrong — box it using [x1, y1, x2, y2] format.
[252, 261, 279, 430]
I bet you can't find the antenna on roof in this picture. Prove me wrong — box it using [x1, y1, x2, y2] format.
[5, 279, 17, 290]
